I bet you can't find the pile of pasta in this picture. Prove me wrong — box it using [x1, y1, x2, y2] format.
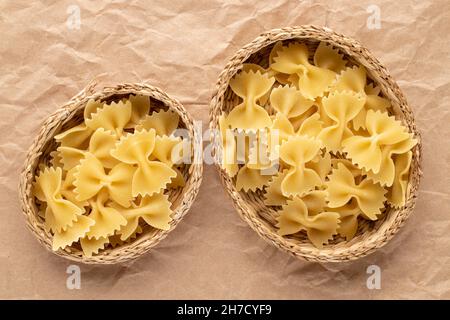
[33, 95, 186, 257]
[219, 41, 417, 248]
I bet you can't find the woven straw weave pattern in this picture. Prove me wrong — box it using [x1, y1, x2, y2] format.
[18, 82, 203, 264]
[209, 25, 422, 262]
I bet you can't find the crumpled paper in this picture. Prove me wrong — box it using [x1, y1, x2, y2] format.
[1, 0, 449, 299]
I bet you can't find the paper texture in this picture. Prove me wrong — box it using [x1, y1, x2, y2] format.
[1, 0, 449, 299]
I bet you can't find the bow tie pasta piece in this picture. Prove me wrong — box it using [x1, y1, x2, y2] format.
[325, 163, 386, 220]
[313, 42, 347, 73]
[153, 135, 183, 167]
[270, 43, 336, 99]
[330, 66, 391, 130]
[57, 147, 85, 171]
[342, 110, 411, 174]
[109, 226, 143, 248]
[241, 63, 276, 106]
[270, 113, 295, 147]
[49, 150, 64, 168]
[331, 158, 362, 180]
[264, 169, 290, 206]
[58, 128, 119, 170]
[85, 190, 127, 240]
[297, 113, 324, 138]
[318, 91, 366, 152]
[279, 136, 323, 197]
[218, 115, 239, 177]
[304, 152, 331, 183]
[54, 124, 92, 150]
[301, 190, 328, 215]
[111, 129, 177, 197]
[80, 236, 109, 257]
[236, 165, 272, 192]
[113, 193, 173, 241]
[331, 65, 367, 93]
[54, 99, 103, 149]
[364, 135, 417, 186]
[276, 197, 340, 248]
[246, 129, 280, 171]
[387, 151, 412, 208]
[135, 109, 180, 136]
[33, 167, 83, 233]
[331, 200, 361, 240]
[127, 94, 151, 127]
[289, 104, 319, 132]
[85, 100, 132, 137]
[268, 41, 300, 86]
[74, 152, 135, 207]
[61, 168, 88, 209]
[270, 85, 315, 119]
[52, 215, 95, 251]
[88, 128, 120, 168]
[225, 70, 274, 130]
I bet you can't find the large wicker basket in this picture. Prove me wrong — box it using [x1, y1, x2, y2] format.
[19, 82, 203, 264]
[209, 25, 422, 262]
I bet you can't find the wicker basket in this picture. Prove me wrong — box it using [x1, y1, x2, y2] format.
[209, 25, 422, 262]
[18, 81, 203, 264]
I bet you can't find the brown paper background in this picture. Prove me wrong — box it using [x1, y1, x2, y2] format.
[1, 0, 449, 299]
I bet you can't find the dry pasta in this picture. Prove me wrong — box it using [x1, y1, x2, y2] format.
[219, 40, 417, 248]
[32, 95, 186, 256]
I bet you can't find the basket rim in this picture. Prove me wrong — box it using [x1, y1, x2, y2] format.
[209, 25, 422, 262]
[18, 81, 203, 265]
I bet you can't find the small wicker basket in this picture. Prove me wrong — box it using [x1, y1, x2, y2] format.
[19, 81, 203, 264]
[209, 25, 422, 262]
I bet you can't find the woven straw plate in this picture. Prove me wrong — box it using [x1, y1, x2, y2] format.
[19, 82, 203, 264]
[209, 25, 422, 262]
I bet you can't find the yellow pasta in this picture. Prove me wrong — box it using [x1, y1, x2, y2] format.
[279, 136, 322, 197]
[326, 163, 386, 219]
[85, 100, 132, 137]
[60, 168, 88, 209]
[111, 129, 177, 197]
[276, 196, 340, 248]
[270, 43, 336, 99]
[296, 113, 323, 138]
[135, 109, 180, 136]
[54, 99, 103, 148]
[152, 135, 183, 166]
[364, 136, 417, 186]
[80, 236, 109, 258]
[52, 215, 95, 251]
[269, 85, 314, 119]
[330, 66, 391, 130]
[85, 190, 127, 240]
[221, 40, 417, 248]
[333, 200, 361, 240]
[235, 165, 272, 192]
[318, 91, 366, 152]
[34, 94, 185, 256]
[33, 167, 83, 233]
[264, 169, 290, 206]
[225, 69, 274, 130]
[58, 128, 119, 170]
[112, 193, 173, 241]
[342, 110, 411, 173]
[218, 114, 239, 177]
[387, 151, 412, 208]
[313, 42, 347, 73]
[128, 94, 151, 127]
[74, 152, 135, 207]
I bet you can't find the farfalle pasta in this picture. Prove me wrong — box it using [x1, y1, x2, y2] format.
[219, 40, 417, 248]
[32, 95, 188, 257]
